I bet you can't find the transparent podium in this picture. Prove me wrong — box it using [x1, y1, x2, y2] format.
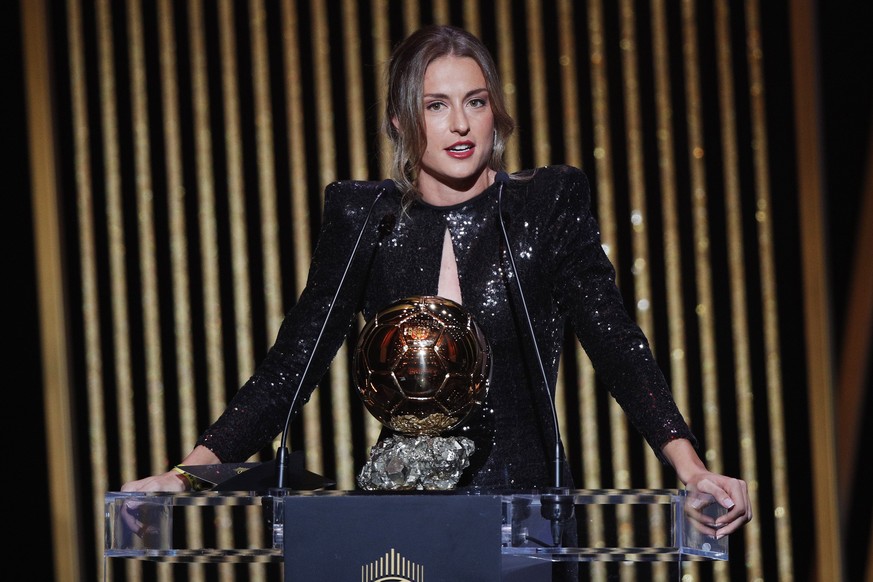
[105, 487, 728, 580]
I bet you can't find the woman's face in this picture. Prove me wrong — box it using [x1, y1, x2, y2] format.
[416, 55, 495, 203]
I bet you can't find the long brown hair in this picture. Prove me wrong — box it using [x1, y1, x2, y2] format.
[383, 25, 515, 207]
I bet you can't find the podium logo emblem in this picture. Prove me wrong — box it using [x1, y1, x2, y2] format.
[361, 548, 423, 582]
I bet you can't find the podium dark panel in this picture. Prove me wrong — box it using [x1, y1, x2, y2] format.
[283, 493, 502, 581]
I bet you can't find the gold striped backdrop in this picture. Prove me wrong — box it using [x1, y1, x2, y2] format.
[26, 0, 830, 580]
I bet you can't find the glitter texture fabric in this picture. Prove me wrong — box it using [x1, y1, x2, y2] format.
[196, 165, 697, 491]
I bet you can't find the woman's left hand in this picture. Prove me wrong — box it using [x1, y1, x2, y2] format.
[683, 471, 752, 538]
[660, 438, 752, 537]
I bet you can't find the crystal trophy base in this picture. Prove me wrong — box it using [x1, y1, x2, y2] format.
[356, 434, 475, 490]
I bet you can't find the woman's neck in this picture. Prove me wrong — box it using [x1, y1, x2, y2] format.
[417, 168, 496, 207]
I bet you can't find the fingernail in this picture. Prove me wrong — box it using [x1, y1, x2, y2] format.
[716, 533, 724, 540]
[690, 498, 702, 509]
[723, 498, 735, 508]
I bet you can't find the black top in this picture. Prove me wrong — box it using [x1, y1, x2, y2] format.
[196, 165, 696, 490]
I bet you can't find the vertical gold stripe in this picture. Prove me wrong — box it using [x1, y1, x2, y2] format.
[681, 9, 726, 576]
[432, 0, 450, 24]
[333, 0, 370, 489]
[67, 0, 107, 577]
[681, 0, 724, 476]
[218, 0, 250, 574]
[157, 0, 197, 477]
[649, 0, 690, 437]
[156, 2, 206, 580]
[307, 0, 336, 475]
[218, 0, 255, 392]
[126, 0, 179, 574]
[714, 2, 762, 580]
[250, 0, 284, 340]
[462, 2, 481, 37]
[24, 0, 82, 579]
[342, 0, 369, 180]
[312, 0, 337, 187]
[95, 0, 137, 487]
[838, 133, 873, 517]
[281, 0, 312, 292]
[525, 0, 550, 166]
[372, 0, 392, 180]
[576, 348, 599, 487]
[555, 372, 568, 454]
[247, 4, 276, 567]
[557, 0, 582, 168]
[188, 0, 224, 454]
[495, 0, 520, 170]
[368, 0, 391, 445]
[188, 2, 235, 577]
[403, 0, 420, 34]
[245, 13, 282, 559]
[126, 0, 168, 479]
[95, 3, 144, 579]
[744, 3, 794, 577]
[278, 0, 311, 456]
[650, 3, 695, 577]
[618, 0, 654, 355]
[587, 0, 618, 268]
[619, 2, 656, 571]
[575, 346, 605, 582]
[789, 0, 843, 579]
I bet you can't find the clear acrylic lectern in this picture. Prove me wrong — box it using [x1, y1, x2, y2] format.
[105, 488, 728, 579]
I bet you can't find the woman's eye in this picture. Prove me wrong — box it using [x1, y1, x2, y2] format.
[468, 98, 486, 108]
[426, 101, 445, 111]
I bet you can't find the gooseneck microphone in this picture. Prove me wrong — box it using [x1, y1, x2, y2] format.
[274, 179, 394, 490]
[495, 171, 574, 546]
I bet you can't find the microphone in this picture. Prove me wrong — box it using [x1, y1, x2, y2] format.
[273, 179, 394, 491]
[495, 171, 574, 546]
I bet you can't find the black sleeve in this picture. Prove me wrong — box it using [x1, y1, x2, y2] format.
[195, 181, 380, 462]
[548, 166, 698, 463]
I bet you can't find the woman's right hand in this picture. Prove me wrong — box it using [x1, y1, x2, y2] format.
[120, 445, 221, 492]
[121, 469, 189, 493]
[118, 469, 189, 540]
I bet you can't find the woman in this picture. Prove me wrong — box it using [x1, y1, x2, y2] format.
[123, 24, 750, 539]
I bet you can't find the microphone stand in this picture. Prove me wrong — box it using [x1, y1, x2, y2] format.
[496, 174, 574, 547]
[271, 180, 393, 495]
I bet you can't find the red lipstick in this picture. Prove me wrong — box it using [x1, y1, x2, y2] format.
[445, 141, 475, 159]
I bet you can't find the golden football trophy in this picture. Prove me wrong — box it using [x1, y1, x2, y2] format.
[353, 296, 491, 490]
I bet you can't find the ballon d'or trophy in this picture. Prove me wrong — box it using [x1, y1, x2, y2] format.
[354, 296, 491, 490]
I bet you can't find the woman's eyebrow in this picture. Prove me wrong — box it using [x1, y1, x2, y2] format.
[423, 87, 489, 100]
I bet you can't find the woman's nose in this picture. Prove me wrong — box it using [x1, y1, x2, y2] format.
[450, 109, 469, 134]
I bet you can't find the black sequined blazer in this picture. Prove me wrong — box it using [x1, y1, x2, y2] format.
[196, 165, 696, 490]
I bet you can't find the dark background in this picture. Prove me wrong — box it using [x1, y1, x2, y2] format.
[9, 0, 871, 579]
